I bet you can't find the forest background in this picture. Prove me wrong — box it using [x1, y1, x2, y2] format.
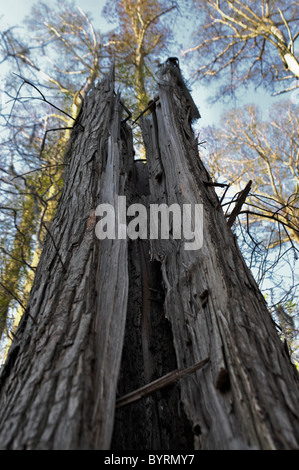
[0, 0, 298, 364]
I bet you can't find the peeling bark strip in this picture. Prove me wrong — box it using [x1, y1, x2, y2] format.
[141, 64, 299, 450]
[0, 66, 133, 450]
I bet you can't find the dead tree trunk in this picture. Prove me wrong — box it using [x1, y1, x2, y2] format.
[0, 61, 299, 450]
[139, 61, 299, 450]
[0, 67, 133, 450]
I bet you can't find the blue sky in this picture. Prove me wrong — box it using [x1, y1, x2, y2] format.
[0, 0, 110, 30]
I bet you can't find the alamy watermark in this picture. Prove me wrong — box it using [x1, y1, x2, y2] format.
[95, 196, 203, 251]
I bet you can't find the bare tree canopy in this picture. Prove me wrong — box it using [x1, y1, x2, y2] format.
[185, 0, 299, 97]
[203, 101, 299, 355]
[206, 101, 299, 246]
[103, 0, 177, 111]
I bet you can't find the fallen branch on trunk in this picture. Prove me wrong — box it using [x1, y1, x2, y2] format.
[116, 357, 209, 408]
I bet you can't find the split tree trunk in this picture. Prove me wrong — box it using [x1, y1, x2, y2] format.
[0, 62, 299, 450]
[139, 64, 299, 449]
[111, 162, 194, 450]
[0, 67, 133, 450]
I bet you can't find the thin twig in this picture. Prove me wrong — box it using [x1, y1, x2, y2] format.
[238, 209, 299, 241]
[0, 282, 37, 324]
[11, 164, 68, 181]
[42, 222, 67, 272]
[216, 183, 230, 210]
[0, 281, 26, 312]
[12, 73, 77, 122]
[40, 126, 73, 157]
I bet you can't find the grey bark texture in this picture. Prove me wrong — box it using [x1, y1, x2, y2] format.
[139, 62, 299, 450]
[0, 61, 298, 450]
[0, 67, 133, 449]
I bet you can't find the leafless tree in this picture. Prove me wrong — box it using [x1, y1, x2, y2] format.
[184, 0, 299, 97]
[201, 101, 299, 359]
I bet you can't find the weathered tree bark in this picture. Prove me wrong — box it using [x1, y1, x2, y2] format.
[0, 67, 133, 450]
[1, 60, 299, 451]
[139, 63, 299, 450]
